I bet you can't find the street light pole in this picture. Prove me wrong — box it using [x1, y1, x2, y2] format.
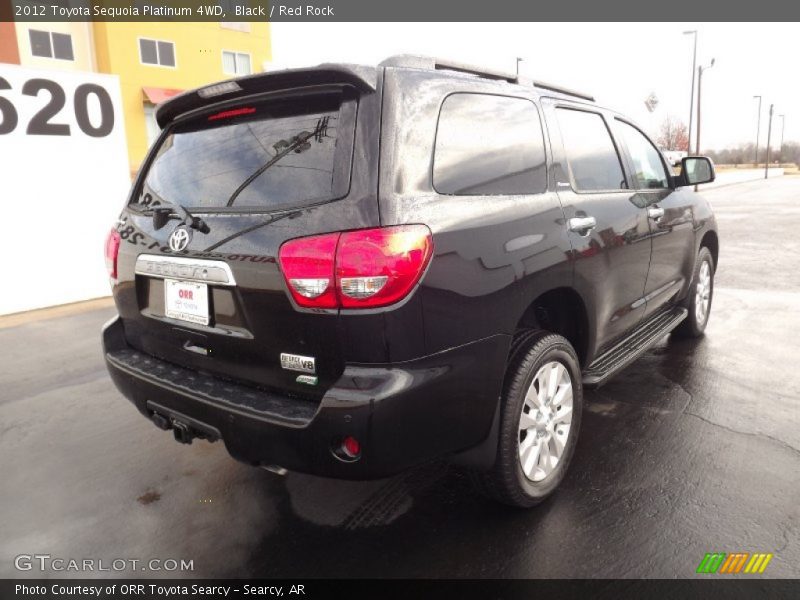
[764, 104, 774, 179]
[515, 57, 523, 77]
[683, 30, 698, 154]
[753, 95, 762, 165]
[696, 58, 715, 156]
[778, 114, 785, 163]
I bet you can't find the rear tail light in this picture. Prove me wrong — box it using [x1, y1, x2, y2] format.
[278, 233, 339, 308]
[336, 226, 433, 308]
[278, 225, 433, 310]
[104, 228, 121, 280]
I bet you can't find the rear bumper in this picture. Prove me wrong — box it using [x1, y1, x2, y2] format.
[103, 316, 508, 479]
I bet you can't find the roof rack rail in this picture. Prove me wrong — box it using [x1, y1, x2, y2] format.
[532, 80, 595, 102]
[379, 55, 517, 83]
[379, 54, 595, 102]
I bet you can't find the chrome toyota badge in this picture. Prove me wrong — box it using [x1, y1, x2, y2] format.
[168, 227, 192, 252]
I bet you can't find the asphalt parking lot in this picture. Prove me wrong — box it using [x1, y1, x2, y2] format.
[1, 177, 798, 579]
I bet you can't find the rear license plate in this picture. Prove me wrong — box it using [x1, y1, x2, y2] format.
[164, 279, 209, 326]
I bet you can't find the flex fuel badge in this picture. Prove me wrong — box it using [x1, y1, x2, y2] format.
[296, 375, 319, 386]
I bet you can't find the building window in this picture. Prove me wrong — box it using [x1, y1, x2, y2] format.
[139, 39, 176, 67]
[222, 51, 251, 76]
[29, 30, 74, 61]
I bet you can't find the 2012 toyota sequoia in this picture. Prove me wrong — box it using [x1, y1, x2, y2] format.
[103, 55, 719, 507]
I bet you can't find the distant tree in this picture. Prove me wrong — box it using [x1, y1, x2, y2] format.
[655, 116, 690, 151]
[705, 141, 799, 166]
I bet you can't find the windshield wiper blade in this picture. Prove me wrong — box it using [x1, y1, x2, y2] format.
[225, 116, 329, 208]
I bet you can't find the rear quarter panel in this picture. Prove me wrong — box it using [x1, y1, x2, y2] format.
[378, 69, 575, 357]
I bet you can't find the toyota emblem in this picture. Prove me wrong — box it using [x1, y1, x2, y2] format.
[169, 227, 192, 252]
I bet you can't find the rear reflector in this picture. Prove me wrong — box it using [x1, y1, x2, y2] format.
[104, 228, 121, 280]
[278, 225, 433, 309]
[341, 436, 361, 459]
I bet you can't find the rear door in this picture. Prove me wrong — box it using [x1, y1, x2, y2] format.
[545, 101, 652, 350]
[112, 85, 380, 400]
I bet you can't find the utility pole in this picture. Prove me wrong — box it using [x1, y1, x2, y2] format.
[753, 95, 762, 165]
[684, 31, 698, 153]
[696, 58, 715, 156]
[765, 104, 774, 179]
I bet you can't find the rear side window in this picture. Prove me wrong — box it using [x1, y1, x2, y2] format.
[556, 108, 626, 192]
[433, 93, 547, 195]
[137, 93, 356, 211]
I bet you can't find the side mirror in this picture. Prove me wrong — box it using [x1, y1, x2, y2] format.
[680, 156, 715, 186]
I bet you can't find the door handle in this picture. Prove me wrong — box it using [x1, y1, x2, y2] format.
[648, 207, 665, 221]
[568, 216, 597, 235]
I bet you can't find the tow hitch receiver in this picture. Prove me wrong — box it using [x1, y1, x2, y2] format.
[172, 421, 194, 444]
[146, 401, 221, 445]
[151, 412, 171, 431]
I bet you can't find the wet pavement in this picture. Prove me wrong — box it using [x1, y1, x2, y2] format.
[1, 177, 798, 579]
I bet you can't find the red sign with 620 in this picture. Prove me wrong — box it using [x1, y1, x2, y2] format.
[0, 76, 114, 137]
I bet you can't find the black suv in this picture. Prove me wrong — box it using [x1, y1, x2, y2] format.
[103, 55, 718, 507]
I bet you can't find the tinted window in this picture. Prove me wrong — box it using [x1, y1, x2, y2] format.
[434, 94, 547, 195]
[52, 32, 74, 61]
[556, 108, 626, 192]
[137, 94, 354, 211]
[139, 39, 157, 64]
[616, 120, 669, 189]
[157, 41, 175, 67]
[29, 30, 52, 58]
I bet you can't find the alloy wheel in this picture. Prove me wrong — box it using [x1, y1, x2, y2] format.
[695, 260, 712, 326]
[518, 361, 573, 482]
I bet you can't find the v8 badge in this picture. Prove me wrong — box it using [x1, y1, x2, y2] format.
[280, 353, 316, 374]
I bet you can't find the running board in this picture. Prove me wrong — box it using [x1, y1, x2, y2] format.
[582, 306, 688, 388]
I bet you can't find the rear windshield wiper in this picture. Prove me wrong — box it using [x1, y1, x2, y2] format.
[131, 196, 210, 234]
[225, 116, 329, 208]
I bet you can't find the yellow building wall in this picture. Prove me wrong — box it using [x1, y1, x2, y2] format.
[15, 22, 96, 71]
[92, 22, 271, 174]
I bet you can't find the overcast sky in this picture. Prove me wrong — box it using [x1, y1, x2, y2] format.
[270, 22, 798, 151]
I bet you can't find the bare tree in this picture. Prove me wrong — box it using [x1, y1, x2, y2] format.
[655, 116, 690, 151]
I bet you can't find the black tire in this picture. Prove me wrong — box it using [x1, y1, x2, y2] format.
[674, 247, 715, 338]
[471, 331, 583, 508]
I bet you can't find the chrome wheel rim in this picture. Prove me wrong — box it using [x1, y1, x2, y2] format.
[695, 260, 712, 326]
[518, 361, 573, 482]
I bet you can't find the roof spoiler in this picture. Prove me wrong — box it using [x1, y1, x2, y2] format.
[155, 63, 377, 128]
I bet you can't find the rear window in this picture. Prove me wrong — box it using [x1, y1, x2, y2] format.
[136, 92, 356, 211]
[433, 93, 547, 195]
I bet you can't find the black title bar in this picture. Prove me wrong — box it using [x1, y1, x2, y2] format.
[3, 579, 800, 600]
[3, 0, 800, 22]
